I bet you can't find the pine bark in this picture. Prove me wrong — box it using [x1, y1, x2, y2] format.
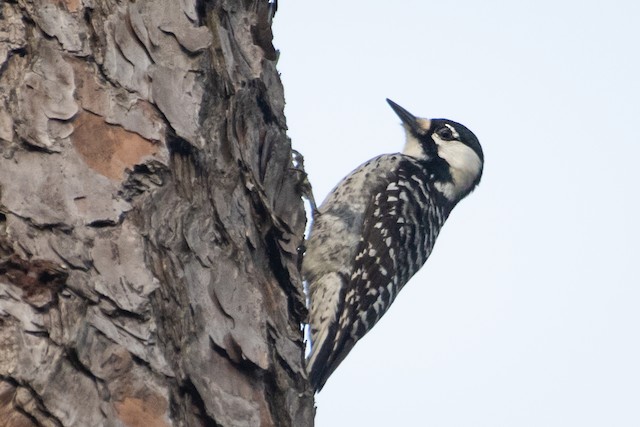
[0, 1, 314, 426]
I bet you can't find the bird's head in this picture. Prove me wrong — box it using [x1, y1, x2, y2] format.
[387, 98, 484, 202]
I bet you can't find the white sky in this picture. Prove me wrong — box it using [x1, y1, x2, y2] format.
[274, 1, 640, 425]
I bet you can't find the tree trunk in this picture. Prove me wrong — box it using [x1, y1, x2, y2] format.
[0, 1, 314, 426]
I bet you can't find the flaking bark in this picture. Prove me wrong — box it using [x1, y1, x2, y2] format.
[0, 1, 314, 425]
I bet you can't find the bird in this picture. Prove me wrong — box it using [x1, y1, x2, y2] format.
[303, 99, 484, 392]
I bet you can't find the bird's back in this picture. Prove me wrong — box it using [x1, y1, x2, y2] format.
[303, 154, 404, 287]
[304, 153, 451, 390]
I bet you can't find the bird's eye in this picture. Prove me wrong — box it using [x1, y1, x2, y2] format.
[437, 127, 455, 141]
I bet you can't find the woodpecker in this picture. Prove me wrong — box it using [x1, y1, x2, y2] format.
[303, 99, 484, 392]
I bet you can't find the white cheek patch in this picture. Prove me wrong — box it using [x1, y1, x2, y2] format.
[401, 118, 431, 160]
[433, 136, 483, 201]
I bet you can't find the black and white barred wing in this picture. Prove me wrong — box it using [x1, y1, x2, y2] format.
[309, 160, 447, 390]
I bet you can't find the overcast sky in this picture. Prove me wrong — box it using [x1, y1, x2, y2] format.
[274, 1, 640, 425]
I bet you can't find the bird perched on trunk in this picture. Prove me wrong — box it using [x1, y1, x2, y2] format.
[303, 99, 484, 392]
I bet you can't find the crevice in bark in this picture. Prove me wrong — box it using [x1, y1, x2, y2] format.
[209, 336, 265, 372]
[194, 0, 208, 25]
[87, 219, 120, 228]
[16, 137, 58, 154]
[265, 228, 306, 322]
[177, 379, 220, 427]
[14, 403, 42, 427]
[119, 161, 168, 202]
[98, 301, 149, 322]
[0, 377, 43, 427]
[0, 252, 68, 311]
[1, 376, 64, 427]
[81, 7, 99, 58]
[128, 352, 162, 378]
[209, 288, 235, 324]
[0, 47, 27, 77]
[65, 348, 101, 387]
[268, 324, 305, 384]
[167, 133, 205, 202]
[264, 329, 292, 427]
[5, 212, 73, 233]
[167, 133, 199, 162]
[23, 330, 49, 339]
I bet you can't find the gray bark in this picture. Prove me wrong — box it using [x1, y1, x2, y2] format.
[0, 1, 314, 426]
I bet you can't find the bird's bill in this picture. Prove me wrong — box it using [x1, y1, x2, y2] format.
[386, 99, 424, 135]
